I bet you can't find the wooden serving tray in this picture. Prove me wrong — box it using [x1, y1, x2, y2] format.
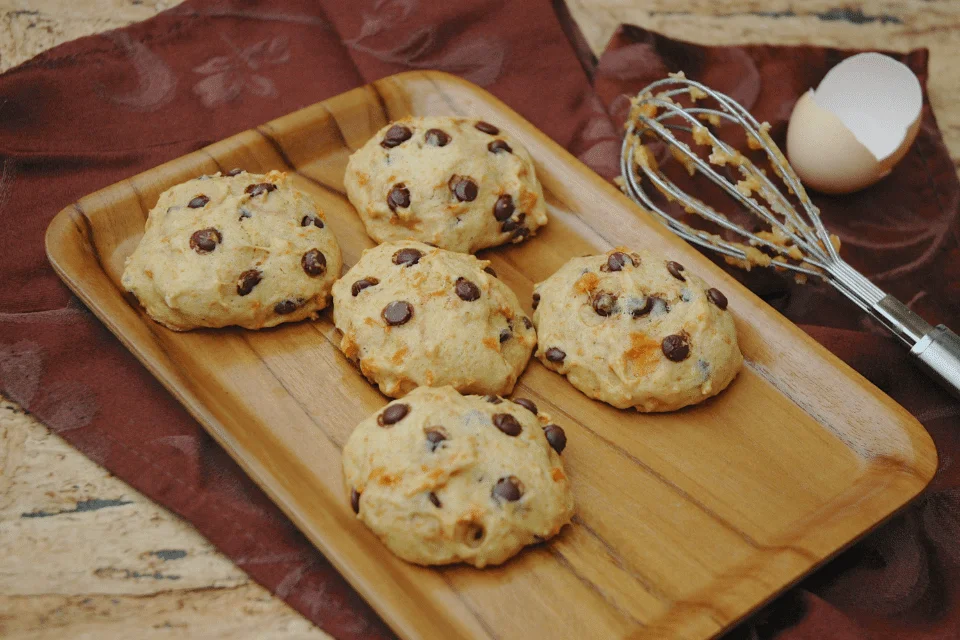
[46, 71, 936, 639]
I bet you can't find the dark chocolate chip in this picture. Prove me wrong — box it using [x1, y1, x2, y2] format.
[492, 476, 523, 502]
[492, 413, 522, 436]
[301, 249, 327, 277]
[543, 424, 567, 454]
[245, 182, 277, 197]
[188, 195, 210, 209]
[631, 297, 655, 318]
[500, 213, 526, 233]
[532, 292, 540, 310]
[392, 247, 422, 267]
[485, 395, 503, 404]
[493, 194, 514, 221]
[351, 277, 379, 296]
[377, 403, 410, 427]
[425, 427, 448, 451]
[513, 398, 538, 415]
[450, 176, 478, 202]
[424, 128, 450, 147]
[236, 269, 262, 296]
[522, 317, 533, 330]
[381, 124, 412, 148]
[387, 183, 411, 211]
[662, 334, 691, 362]
[666, 261, 686, 281]
[707, 288, 728, 310]
[301, 215, 324, 228]
[429, 492, 442, 508]
[488, 139, 512, 154]
[274, 298, 304, 315]
[350, 488, 361, 513]
[484, 266, 498, 278]
[382, 301, 413, 326]
[545, 347, 566, 363]
[474, 121, 499, 135]
[592, 291, 617, 316]
[511, 227, 530, 242]
[602, 251, 637, 272]
[226, 168, 244, 177]
[189, 228, 221, 253]
[455, 277, 481, 301]
[499, 329, 511, 343]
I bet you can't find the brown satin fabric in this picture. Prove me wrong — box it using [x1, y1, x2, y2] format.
[0, 1, 957, 638]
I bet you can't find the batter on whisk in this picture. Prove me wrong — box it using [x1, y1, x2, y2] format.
[532, 247, 742, 412]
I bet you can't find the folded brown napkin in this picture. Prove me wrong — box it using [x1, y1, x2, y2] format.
[1, 1, 958, 638]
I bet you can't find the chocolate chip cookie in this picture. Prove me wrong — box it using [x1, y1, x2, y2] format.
[331, 241, 536, 397]
[342, 386, 574, 567]
[344, 116, 547, 253]
[533, 248, 742, 411]
[121, 170, 342, 330]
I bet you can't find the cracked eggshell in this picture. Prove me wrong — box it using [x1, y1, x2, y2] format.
[786, 53, 922, 195]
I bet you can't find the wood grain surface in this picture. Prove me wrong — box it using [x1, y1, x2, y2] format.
[43, 70, 936, 640]
[4, 1, 960, 638]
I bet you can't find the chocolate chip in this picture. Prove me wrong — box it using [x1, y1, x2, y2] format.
[429, 492, 442, 508]
[631, 297, 655, 318]
[274, 298, 304, 315]
[513, 398, 538, 415]
[350, 488, 361, 513]
[532, 292, 540, 310]
[226, 168, 244, 177]
[543, 424, 567, 454]
[602, 251, 637, 272]
[475, 121, 499, 135]
[455, 277, 481, 301]
[382, 301, 413, 326]
[245, 182, 277, 197]
[377, 403, 410, 426]
[484, 266, 498, 278]
[488, 139, 512, 154]
[485, 395, 503, 404]
[236, 269, 262, 296]
[424, 128, 450, 147]
[301, 249, 327, 277]
[387, 183, 410, 211]
[662, 334, 690, 362]
[392, 247, 422, 267]
[381, 124, 412, 148]
[707, 288, 728, 310]
[545, 347, 565, 363]
[492, 476, 523, 502]
[492, 413, 522, 436]
[666, 261, 686, 281]
[511, 227, 530, 242]
[499, 329, 511, 343]
[593, 291, 617, 316]
[188, 195, 209, 209]
[425, 427, 448, 451]
[493, 194, 514, 221]
[351, 278, 379, 297]
[189, 228, 221, 253]
[522, 317, 533, 330]
[301, 215, 324, 228]
[501, 213, 525, 233]
[450, 176, 478, 202]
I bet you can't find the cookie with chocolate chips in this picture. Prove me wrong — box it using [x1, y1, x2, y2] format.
[532, 247, 742, 412]
[332, 241, 536, 398]
[341, 386, 574, 567]
[121, 170, 343, 330]
[344, 116, 548, 253]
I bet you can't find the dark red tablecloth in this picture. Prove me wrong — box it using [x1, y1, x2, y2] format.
[1, 1, 958, 638]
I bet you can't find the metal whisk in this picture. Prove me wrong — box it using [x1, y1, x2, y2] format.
[620, 75, 960, 397]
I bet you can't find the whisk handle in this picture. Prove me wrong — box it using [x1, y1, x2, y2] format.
[911, 325, 960, 399]
[875, 295, 960, 398]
